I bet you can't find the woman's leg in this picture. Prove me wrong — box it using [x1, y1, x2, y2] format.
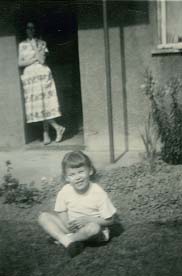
[47, 119, 65, 142]
[43, 121, 51, 145]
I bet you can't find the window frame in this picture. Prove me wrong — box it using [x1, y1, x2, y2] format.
[157, 0, 182, 50]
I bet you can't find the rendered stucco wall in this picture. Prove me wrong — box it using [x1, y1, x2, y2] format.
[108, 1, 153, 151]
[78, 28, 110, 154]
[0, 36, 25, 148]
[77, 3, 111, 161]
[123, 23, 152, 150]
[109, 27, 126, 158]
[153, 55, 182, 83]
[77, 1, 153, 155]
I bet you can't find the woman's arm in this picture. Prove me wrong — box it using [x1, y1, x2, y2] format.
[33, 39, 48, 65]
[18, 42, 38, 67]
[18, 54, 37, 67]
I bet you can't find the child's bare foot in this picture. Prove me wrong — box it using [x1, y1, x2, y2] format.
[55, 127, 65, 143]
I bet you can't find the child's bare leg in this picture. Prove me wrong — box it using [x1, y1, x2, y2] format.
[39, 215, 102, 257]
[38, 212, 71, 247]
[69, 222, 101, 242]
[39, 213, 101, 246]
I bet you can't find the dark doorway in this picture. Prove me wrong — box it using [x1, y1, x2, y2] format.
[16, 2, 83, 146]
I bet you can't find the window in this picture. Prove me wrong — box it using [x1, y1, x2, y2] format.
[157, 0, 182, 49]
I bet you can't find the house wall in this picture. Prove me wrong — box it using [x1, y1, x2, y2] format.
[77, 1, 154, 156]
[1, 0, 182, 161]
[0, 36, 25, 148]
[0, 2, 25, 148]
[77, 4, 111, 160]
[122, 15, 153, 150]
[151, 1, 182, 83]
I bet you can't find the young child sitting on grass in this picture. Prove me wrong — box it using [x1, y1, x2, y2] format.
[38, 150, 118, 257]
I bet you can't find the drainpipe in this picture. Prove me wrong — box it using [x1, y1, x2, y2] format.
[102, 0, 115, 163]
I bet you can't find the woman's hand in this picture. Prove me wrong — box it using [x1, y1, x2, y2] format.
[37, 50, 46, 65]
[38, 54, 46, 65]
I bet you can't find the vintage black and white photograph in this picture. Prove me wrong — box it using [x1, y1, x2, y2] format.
[1, 0, 182, 275]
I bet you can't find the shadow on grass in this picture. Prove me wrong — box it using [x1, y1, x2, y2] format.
[85, 222, 124, 248]
[1, 220, 182, 276]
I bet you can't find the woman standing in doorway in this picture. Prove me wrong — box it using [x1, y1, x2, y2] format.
[18, 21, 65, 145]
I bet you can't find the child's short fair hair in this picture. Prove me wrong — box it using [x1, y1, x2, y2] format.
[62, 151, 96, 177]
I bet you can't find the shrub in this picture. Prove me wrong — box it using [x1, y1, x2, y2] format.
[141, 70, 182, 164]
[140, 112, 159, 172]
[0, 161, 42, 208]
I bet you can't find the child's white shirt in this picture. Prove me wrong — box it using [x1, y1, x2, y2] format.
[54, 182, 116, 221]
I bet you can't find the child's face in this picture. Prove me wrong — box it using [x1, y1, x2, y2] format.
[65, 166, 91, 193]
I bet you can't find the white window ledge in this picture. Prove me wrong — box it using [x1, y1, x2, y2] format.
[152, 44, 182, 55]
[152, 48, 182, 55]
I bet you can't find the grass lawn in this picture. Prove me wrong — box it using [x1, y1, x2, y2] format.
[1, 159, 182, 276]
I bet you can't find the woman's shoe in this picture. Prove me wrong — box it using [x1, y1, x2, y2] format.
[43, 132, 51, 145]
[55, 127, 65, 143]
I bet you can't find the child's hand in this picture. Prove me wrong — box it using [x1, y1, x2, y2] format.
[68, 220, 80, 232]
[68, 217, 91, 231]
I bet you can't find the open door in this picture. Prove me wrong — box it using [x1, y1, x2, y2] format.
[16, 2, 83, 147]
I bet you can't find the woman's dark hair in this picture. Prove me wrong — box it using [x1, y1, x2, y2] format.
[62, 151, 96, 178]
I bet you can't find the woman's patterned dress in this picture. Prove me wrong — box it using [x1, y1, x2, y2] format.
[19, 39, 61, 123]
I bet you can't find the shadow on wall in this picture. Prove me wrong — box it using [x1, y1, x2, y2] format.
[77, 1, 149, 30]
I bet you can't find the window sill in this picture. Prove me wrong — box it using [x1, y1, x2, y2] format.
[152, 48, 182, 56]
[152, 44, 182, 56]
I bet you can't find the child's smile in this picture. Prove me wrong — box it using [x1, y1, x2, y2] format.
[66, 166, 91, 193]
